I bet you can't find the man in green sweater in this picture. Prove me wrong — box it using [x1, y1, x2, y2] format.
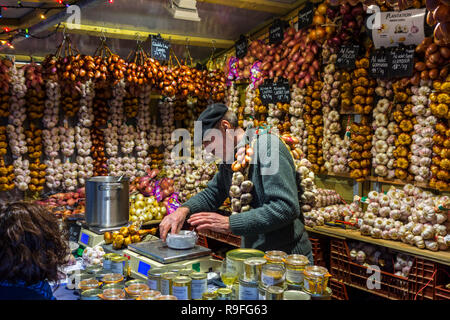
[159, 103, 312, 261]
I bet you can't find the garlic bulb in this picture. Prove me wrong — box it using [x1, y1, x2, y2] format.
[43, 80, 60, 128]
[109, 79, 126, 127]
[62, 162, 78, 191]
[148, 120, 163, 148]
[59, 126, 76, 157]
[244, 84, 257, 130]
[226, 82, 239, 115]
[159, 97, 175, 149]
[77, 80, 95, 128]
[289, 84, 308, 155]
[45, 158, 63, 189]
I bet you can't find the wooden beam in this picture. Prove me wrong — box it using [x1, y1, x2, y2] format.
[54, 22, 235, 48]
[197, 0, 305, 15]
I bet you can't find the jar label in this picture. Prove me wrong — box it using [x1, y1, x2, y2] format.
[286, 269, 304, 284]
[239, 284, 258, 300]
[160, 279, 170, 295]
[261, 273, 285, 286]
[191, 279, 207, 300]
[148, 279, 158, 291]
[172, 285, 189, 300]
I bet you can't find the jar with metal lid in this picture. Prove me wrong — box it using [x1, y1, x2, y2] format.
[238, 277, 259, 300]
[111, 256, 129, 277]
[103, 253, 118, 271]
[264, 250, 287, 265]
[172, 276, 192, 300]
[95, 269, 112, 282]
[160, 271, 177, 295]
[79, 278, 100, 291]
[103, 283, 125, 290]
[154, 295, 178, 300]
[190, 272, 207, 300]
[202, 291, 218, 300]
[243, 257, 266, 282]
[102, 273, 124, 285]
[303, 266, 331, 295]
[125, 279, 147, 287]
[261, 264, 286, 288]
[137, 290, 161, 300]
[285, 254, 309, 286]
[85, 265, 102, 274]
[226, 249, 265, 275]
[147, 268, 165, 291]
[126, 283, 150, 298]
[217, 288, 232, 300]
[283, 290, 311, 300]
[178, 267, 194, 277]
[80, 289, 102, 300]
[101, 288, 126, 300]
[265, 285, 284, 300]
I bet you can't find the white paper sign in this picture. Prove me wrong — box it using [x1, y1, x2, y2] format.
[372, 9, 425, 49]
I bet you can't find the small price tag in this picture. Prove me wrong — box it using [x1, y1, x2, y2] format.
[369, 49, 390, 79]
[298, 2, 314, 30]
[273, 77, 291, 104]
[388, 45, 414, 79]
[336, 45, 360, 70]
[258, 79, 274, 106]
[235, 34, 248, 59]
[269, 19, 285, 44]
[151, 35, 170, 61]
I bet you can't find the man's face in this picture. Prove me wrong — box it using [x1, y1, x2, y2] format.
[203, 121, 235, 163]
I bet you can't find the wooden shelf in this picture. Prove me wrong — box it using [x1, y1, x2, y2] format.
[198, 230, 241, 248]
[306, 225, 450, 266]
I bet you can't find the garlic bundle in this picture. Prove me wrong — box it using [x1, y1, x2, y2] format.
[289, 84, 308, 154]
[295, 158, 317, 220]
[148, 120, 163, 147]
[105, 124, 119, 157]
[59, 126, 76, 157]
[0, 126, 14, 191]
[243, 84, 257, 130]
[409, 82, 434, 183]
[44, 158, 63, 190]
[226, 83, 239, 115]
[43, 80, 60, 128]
[159, 98, 175, 149]
[109, 80, 126, 127]
[304, 202, 361, 228]
[137, 85, 152, 132]
[120, 156, 137, 181]
[76, 156, 94, 186]
[78, 80, 95, 128]
[107, 157, 123, 177]
[42, 128, 60, 158]
[62, 161, 78, 191]
[12, 157, 30, 191]
[393, 253, 414, 277]
[135, 88, 152, 174]
[371, 98, 391, 177]
[75, 126, 92, 156]
[8, 64, 27, 157]
[118, 124, 136, 155]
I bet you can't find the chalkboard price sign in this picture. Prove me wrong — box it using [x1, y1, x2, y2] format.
[235, 35, 248, 59]
[269, 19, 285, 44]
[298, 2, 314, 30]
[389, 46, 414, 79]
[259, 80, 274, 106]
[151, 35, 170, 61]
[273, 78, 291, 104]
[336, 45, 360, 69]
[369, 50, 390, 79]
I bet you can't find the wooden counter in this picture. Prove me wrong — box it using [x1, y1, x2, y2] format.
[306, 225, 450, 266]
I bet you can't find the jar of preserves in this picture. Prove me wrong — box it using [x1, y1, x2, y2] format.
[154, 295, 178, 300]
[172, 276, 192, 300]
[101, 273, 124, 285]
[190, 272, 207, 300]
[264, 250, 287, 265]
[79, 278, 100, 291]
[226, 248, 265, 275]
[258, 285, 266, 300]
[265, 285, 284, 300]
[101, 288, 126, 300]
[85, 265, 102, 275]
[160, 271, 177, 295]
[111, 256, 129, 277]
[102, 283, 125, 291]
[147, 268, 165, 291]
[238, 277, 258, 300]
[137, 290, 161, 300]
[178, 267, 194, 277]
[303, 266, 331, 295]
[283, 290, 311, 300]
[202, 291, 218, 300]
[126, 283, 150, 299]
[243, 257, 266, 282]
[217, 288, 232, 300]
[261, 264, 286, 288]
[285, 254, 309, 286]
[125, 279, 147, 287]
[103, 253, 118, 271]
[80, 289, 102, 300]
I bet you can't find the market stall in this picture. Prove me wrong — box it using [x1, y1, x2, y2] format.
[0, 0, 449, 301]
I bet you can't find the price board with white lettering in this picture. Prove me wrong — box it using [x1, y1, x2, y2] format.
[151, 35, 170, 61]
[336, 45, 360, 70]
[273, 78, 291, 104]
[298, 2, 314, 30]
[269, 19, 285, 44]
[259, 80, 274, 106]
[235, 35, 248, 59]
[369, 50, 390, 79]
[389, 46, 414, 79]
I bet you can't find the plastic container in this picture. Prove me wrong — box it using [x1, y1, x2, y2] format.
[125, 279, 147, 287]
[166, 230, 197, 249]
[285, 254, 309, 286]
[102, 283, 125, 291]
[303, 266, 330, 295]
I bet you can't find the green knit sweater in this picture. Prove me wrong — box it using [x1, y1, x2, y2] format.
[182, 132, 312, 258]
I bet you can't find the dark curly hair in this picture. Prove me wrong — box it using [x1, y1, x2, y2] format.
[0, 202, 69, 285]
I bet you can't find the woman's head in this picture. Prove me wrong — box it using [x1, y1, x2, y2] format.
[0, 202, 69, 285]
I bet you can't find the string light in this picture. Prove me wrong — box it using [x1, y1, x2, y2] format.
[108, 0, 114, 3]
[25, 28, 29, 38]
[3, 27, 10, 32]
[7, 42, 14, 49]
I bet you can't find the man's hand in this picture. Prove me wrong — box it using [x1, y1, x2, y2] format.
[187, 212, 231, 233]
[159, 206, 190, 241]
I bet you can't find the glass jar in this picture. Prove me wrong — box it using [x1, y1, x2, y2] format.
[79, 279, 100, 291]
[261, 264, 286, 288]
[303, 266, 331, 295]
[85, 265, 103, 275]
[103, 253, 118, 271]
[178, 268, 195, 277]
[102, 283, 125, 291]
[258, 285, 266, 301]
[127, 283, 150, 298]
[80, 289, 102, 300]
[238, 277, 258, 300]
[111, 256, 128, 277]
[202, 291, 218, 300]
[154, 295, 178, 300]
[283, 290, 311, 300]
[264, 250, 287, 265]
[265, 285, 284, 300]
[137, 290, 162, 300]
[172, 276, 192, 300]
[190, 272, 207, 300]
[243, 257, 266, 282]
[217, 288, 232, 300]
[101, 273, 124, 285]
[125, 279, 147, 287]
[101, 288, 126, 300]
[160, 271, 177, 295]
[285, 254, 309, 286]
[147, 268, 165, 291]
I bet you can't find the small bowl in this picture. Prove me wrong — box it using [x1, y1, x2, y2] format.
[166, 230, 197, 249]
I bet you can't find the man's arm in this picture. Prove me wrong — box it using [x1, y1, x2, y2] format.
[181, 164, 228, 215]
[229, 135, 300, 235]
